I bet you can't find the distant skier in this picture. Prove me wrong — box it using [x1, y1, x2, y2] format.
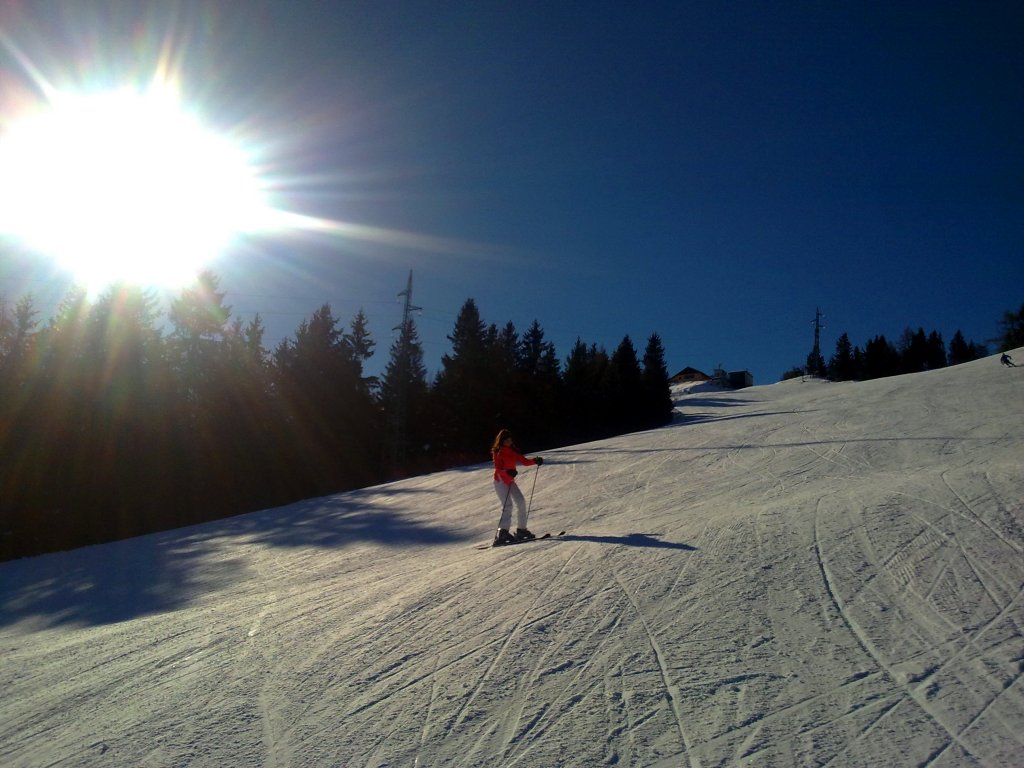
[491, 429, 544, 546]
[1001, 352, 1016, 367]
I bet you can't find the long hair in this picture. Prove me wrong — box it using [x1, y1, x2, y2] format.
[491, 428, 513, 456]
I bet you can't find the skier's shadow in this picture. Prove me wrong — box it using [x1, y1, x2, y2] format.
[560, 533, 697, 551]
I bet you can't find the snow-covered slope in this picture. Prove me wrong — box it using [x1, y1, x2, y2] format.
[2, 352, 1022, 767]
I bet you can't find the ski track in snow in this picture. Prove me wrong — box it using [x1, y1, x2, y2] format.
[1, 352, 1023, 766]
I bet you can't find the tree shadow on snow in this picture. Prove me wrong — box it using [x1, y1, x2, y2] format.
[677, 409, 814, 426]
[0, 485, 469, 629]
[559, 533, 697, 551]
[204, 486, 469, 550]
[0, 533, 246, 629]
[675, 396, 752, 408]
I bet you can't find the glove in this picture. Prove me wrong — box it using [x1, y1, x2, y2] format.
[534, 457, 544, 466]
[506, 468, 518, 478]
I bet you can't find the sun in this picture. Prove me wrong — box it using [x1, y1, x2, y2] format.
[0, 84, 272, 294]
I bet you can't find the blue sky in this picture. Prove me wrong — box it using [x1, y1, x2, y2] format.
[1, 1, 1021, 384]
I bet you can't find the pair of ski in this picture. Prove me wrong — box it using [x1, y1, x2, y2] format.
[474, 530, 566, 550]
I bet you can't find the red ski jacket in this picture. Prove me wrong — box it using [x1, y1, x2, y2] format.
[493, 445, 536, 485]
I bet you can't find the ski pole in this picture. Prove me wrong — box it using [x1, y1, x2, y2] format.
[525, 464, 540, 526]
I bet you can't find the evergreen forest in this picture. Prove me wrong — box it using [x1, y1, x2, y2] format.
[788, 303, 1023, 382]
[0, 274, 674, 560]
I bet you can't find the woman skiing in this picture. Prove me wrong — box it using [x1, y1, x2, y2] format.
[491, 429, 544, 546]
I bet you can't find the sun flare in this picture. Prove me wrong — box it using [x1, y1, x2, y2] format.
[0, 85, 273, 294]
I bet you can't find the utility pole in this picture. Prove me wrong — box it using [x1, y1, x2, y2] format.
[389, 270, 421, 473]
[812, 307, 824, 361]
[807, 307, 826, 377]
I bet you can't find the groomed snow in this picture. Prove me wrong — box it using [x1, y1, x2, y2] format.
[2, 351, 1022, 767]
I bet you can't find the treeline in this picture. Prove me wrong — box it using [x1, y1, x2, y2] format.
[0, 273, 673, 559]
[787, 302, 1024, 382]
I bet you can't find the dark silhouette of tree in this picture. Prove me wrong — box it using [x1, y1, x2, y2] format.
[995, 304, 1024, 350]
[274, 303, 379, 494]
[948, 330, 970, 366]
[828, 332, 858, 381]
[168, 270, 231, 406]
[899, 328, 930, 374]
[863, 335, 900, 379]
[380, 312, 429, 473]
[12, 285, 176, 547]
[4, 291, 85, 545]
[491, 321, 519, 375]
[925, 330, 947, 370]
[432, 299, 493, 456]
[605, 335, 644, 432]
[516, 320, 560, 446]
[781, 366, 804, 381]
[87, 286, 173, 532]
[898, 328, 948, 373]
[852, 345, 865, 378]
[217, 313, 283, 509]
[0, 295, 38, 374]
[489, 321, 522, 432]
[562, 338, 609, 442]
[640, 333, 673, 428]
[345, 308, 377, 395]
[806, 347, 827, 378]
[948, 329, 987, 366]
[167, 272, 248, 515]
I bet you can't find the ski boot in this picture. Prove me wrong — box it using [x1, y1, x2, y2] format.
[514, 528, 536, 541]
[493, 529, 516, 547]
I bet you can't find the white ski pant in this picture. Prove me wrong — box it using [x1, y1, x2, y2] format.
[494, 479, 528, 530]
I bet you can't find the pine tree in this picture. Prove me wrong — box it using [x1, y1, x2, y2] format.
[168, 270, 232, 409]
[219, 314, 282, 508]
[445, 298, 487, 362]
[948, 330, 987, 365]
[434, 299, 494, 455]
[39, 285, 173, 537]
[996, 304, 1024, 350]
[240, 314, 269, 375]
[806, 348, 827, 378]
[562, 338, 608, 441]
[0, 295, 38, 372]
[899, 328, 929, 374]
[606, 335, 644, 432]
[863, 335, 900, 379]
[828, 332, 857, 381]
[273, 304, 378, 493]
[948, 330, 970, 366]
[380, 312, 429, 472]
[489, 321, 521, 430]
[493, 321, 519, 377]
[517, 320, 560, 445]
[344, 308, 376, 395]
[640, 333, 673, 428]
[925, 330, 947, 370]
[519, 321, 559, 380]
